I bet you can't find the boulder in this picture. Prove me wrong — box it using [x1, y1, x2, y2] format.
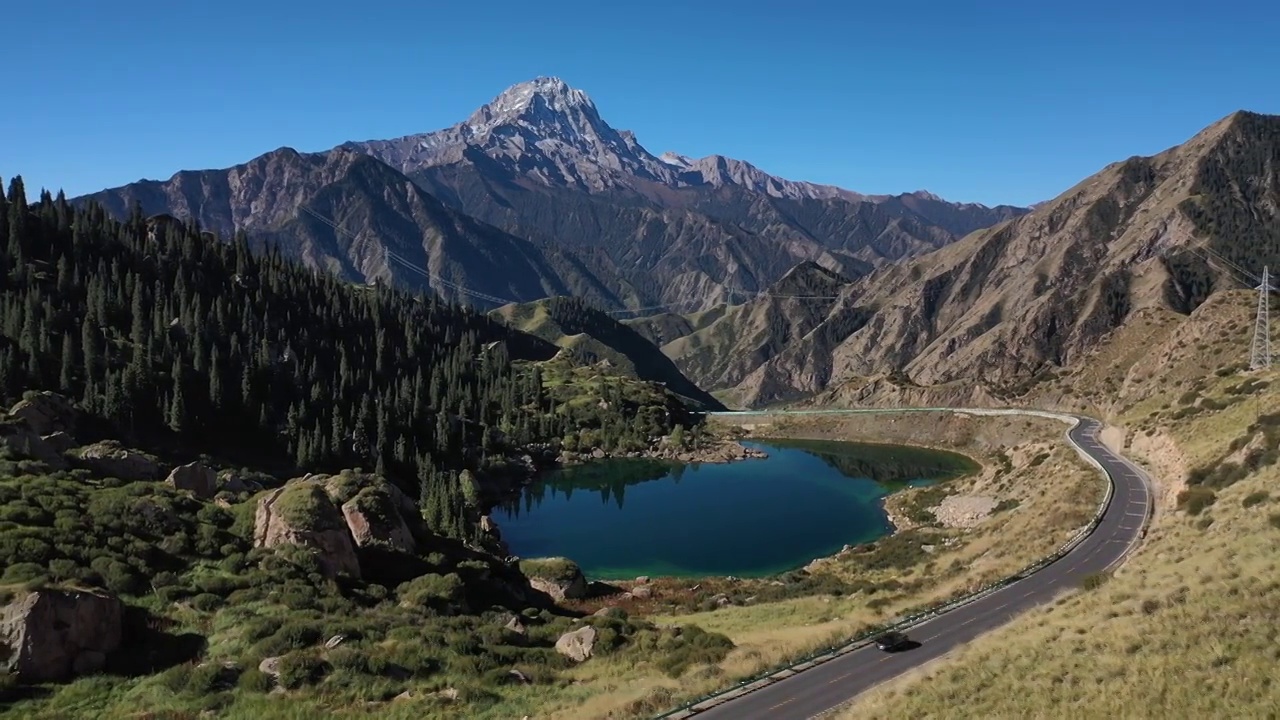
[555, 626, 598, 663]
[218, 470, 254, 493]
[0, 589, 124, 682]
[340, 485, 418, 555]
[504, 615, 527, 635]
[166, 462, 217, 499]
[254, 483, 361, 579]
[520, 557, 589, 601]
[41, 431, 77, 454]
[258, 655, 283, 681]
[75, 441, 163, 481]
[9, 392, 78, 436]
[0, 422, 69, 470]
[630, 585, 653, 600]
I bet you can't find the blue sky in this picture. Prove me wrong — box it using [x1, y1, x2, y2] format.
[3, 0, 1277, 207]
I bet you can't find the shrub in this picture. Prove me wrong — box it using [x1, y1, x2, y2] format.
[191, 593, 223, 612]
[398, 573, 466, 611]
[1080, 572, 1111, 591]
[276, 652, 329, 689]
[237, 667, 273, 693]
[1177, 486, 1218, 516]
[1243, 491, 1270, 508]
[1269, 513, 1280, 530]
[993, 498, 1021, 513]
[254, 620, 324, 656]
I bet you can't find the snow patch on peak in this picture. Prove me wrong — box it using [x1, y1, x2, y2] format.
[475, 76, 594, 120]
[659, 152, 693, 168]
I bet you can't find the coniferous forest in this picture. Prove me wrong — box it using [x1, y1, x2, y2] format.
[0, 175, 695, 540]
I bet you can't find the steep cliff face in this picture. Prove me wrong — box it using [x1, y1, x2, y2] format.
[662, 111, 1280, 407]
[77, 77, 1024, 315]
[77, 148, 625, 309]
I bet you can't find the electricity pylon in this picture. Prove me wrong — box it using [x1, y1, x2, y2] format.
[1250, 266, 1272, 371]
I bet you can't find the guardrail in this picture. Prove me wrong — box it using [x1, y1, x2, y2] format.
[652, 414, 1128, 719]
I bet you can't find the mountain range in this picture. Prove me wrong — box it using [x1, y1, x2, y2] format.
[647, 110, 1280, 408]
[78, 76, 1025, 312]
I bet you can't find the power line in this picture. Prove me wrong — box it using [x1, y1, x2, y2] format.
[1251, 266, 1272, 371]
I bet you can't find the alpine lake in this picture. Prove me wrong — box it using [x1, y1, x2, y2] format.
[495, 439, 979, 579]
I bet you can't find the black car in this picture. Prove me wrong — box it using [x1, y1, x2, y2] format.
[874, 631, 911, 652]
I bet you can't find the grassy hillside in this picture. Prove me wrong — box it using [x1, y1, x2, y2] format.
[837, 290, 1280, 718]
[0, 179, 733, 719]
[649, 110, 1280, 408]
[492, 296, 724, 410]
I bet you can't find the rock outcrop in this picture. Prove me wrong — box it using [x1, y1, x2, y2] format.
[519, 557, 589, 601]
[74, 441, 163, 481]
[340, 485, 418, 555]
[9, 392, 79, 436]
[555, 625, 598, 663]
[254, 484, 361, 579]
[0, 420, 70, 470]
[0, 589, 124, 682]
[166, 462, 217, 499]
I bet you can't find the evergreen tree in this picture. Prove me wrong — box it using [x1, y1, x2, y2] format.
[0, 191, 700, 540]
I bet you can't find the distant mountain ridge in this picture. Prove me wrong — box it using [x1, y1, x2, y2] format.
[646, 110, 1280, 408]
[79, 76, 1026, 314]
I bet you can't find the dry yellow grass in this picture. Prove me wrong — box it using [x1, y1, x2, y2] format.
[837, 297, 1280, 719]
[527, 413, 1104, 719]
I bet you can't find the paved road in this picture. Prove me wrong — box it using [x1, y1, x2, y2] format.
[687, 411, 1152, 720]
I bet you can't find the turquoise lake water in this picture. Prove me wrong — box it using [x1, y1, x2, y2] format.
[494, 439, 976, 579]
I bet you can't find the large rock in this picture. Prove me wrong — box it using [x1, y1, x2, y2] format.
[74, 441, 163, 481]
[0, 422, 69, 470]
[9, 392, 79, 436]
[555, 626, 598, 663]
[520, 557, 589, 601]
[166, 462, 217, 499]
[41, 431, 77, 454]
[340, 485, 418, 555]
[0, 589, 124, 682]
[254, 483, 361, 579]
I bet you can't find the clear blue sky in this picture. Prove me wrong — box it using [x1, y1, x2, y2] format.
[3, 0, 1278, 207]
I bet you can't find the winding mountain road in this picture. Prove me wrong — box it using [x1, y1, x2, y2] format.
[679, 409, 1153, 720]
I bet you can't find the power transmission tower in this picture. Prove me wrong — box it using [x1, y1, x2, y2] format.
[1250, 266, 1272, 371]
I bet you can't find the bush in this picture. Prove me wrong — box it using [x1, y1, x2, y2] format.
[993, 498, 1021, 513]
[191, 593, 223, 612]
[398, 573, 466, 611]
[1177, 486, 1218, 516]
[1269, 513, 1280, 530]
[237, 667, 273, 693]
[1080, 572, 1111, 591]
[254, 620, 324, 656]
[1243, 491, 1270, 508]
[276, 652, 329, 689]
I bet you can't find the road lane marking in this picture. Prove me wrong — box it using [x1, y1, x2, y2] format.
[770, 698, 795, 710]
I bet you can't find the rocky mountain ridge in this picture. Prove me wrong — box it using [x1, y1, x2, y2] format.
[658, 110, 1280, 407]
[79, 76, 1026, 313]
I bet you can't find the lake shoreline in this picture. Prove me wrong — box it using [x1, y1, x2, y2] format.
[492, 436, 974, 590]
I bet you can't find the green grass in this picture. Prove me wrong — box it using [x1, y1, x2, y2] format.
[0, 452, 735, 720]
